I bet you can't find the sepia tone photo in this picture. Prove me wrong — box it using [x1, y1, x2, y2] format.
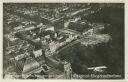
[3, 3, 124, 79]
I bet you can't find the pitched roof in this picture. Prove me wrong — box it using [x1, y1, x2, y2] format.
[22, 57, 42, 78]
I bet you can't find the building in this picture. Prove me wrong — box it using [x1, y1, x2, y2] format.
[22, 57, 43, 79]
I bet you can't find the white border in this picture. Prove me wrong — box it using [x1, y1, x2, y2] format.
[1, 0, 127, 3]
[0, 0, 127, 82]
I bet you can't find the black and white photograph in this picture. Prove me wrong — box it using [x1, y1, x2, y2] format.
[2, 3, 125, 79]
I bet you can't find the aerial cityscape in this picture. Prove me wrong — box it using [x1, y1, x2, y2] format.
[3, 3, 124, 79]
